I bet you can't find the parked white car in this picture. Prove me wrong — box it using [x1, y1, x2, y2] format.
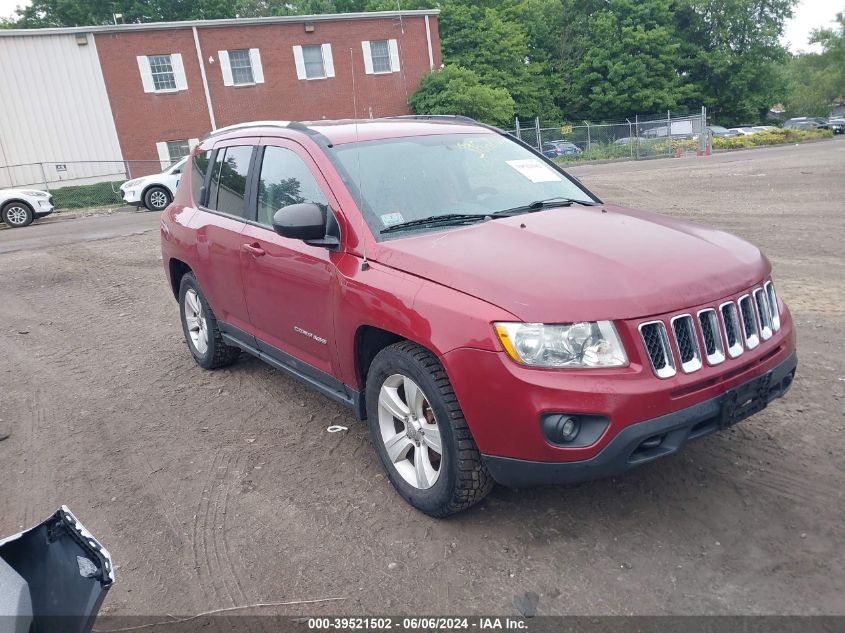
[119, 158, 186, 211]
[0, 188, 54, 228]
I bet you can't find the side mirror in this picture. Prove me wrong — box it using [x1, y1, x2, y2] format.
[272, 203, 340, 248]
[273, 203, 326, 240]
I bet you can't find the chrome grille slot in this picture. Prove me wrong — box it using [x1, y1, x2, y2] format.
[639, 321, 676, 378]
[738, 294, 760, 349]
[754, 288, 773, 341]
[697, 308, 725, 365]
[765, 280, 780, 331]
[671, 314, 702, 373]
[719, 301, 744, 358]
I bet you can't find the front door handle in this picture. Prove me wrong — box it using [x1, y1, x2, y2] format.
[241, 243, 266, 257]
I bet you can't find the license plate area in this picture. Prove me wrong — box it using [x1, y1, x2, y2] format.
[720, 372, 772, 428]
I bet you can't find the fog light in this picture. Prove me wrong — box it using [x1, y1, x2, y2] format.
[559, 416, 580, 441]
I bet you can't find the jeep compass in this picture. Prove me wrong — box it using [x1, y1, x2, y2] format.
[160, 117, 797, 517]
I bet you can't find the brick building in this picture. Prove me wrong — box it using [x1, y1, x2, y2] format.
[0, 10, 441, 185]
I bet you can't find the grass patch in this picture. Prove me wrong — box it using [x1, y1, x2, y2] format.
[49, 181, 124, 210]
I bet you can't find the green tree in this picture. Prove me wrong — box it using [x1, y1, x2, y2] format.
[555, 0, 693, 121]
[408, 65, 516, 126]
[786, 11, 845, 117]
[675, 0, 797, 124]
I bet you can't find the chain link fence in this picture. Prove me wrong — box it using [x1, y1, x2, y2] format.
[509, 107, 711, 163]
[0, 159, 179, 211]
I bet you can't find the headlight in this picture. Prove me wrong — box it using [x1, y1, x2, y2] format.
[123, 179, 142, 188]
[22, 190, 48, 197]
[494, 321, 628, 368]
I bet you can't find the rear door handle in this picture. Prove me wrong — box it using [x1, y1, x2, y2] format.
[241, 243, 266, 257]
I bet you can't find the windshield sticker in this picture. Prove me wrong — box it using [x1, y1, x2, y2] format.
[380, 212, 405, 227]
[506, 159, 562, 183]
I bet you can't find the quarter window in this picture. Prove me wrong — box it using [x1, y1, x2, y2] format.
[206, 146, 253, 217]
[256, 146, 327, 227]
[228, 49, 254, 85]
[149, 54, 176, 91]
[191, 151, 211, 205]
[302, 45, 326, 79]
[369, 40, 391, 73]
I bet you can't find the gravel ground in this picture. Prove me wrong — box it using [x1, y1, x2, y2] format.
[1, 140, 843, 617]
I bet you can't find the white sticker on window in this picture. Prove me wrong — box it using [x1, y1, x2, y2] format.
[380, 212, 404, 226]
[506, 159, 562, 183]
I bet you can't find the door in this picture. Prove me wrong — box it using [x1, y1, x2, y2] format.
[239, 140, 340, 377]
[191, 141, 256, 337]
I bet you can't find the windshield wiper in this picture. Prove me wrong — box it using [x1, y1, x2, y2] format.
[380, 213, 488, 234]
[491, 196, 597, 216]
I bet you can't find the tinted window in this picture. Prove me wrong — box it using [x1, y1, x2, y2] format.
[191, 151, 210, 204]
[256, 146, 327, 227]
[206, 145, 253, 217]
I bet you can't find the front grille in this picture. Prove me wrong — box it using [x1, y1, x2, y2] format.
[639, 321, 676, 378]
[671, 315, 702, 373]
[697, 308, 725, 365]
[640, 283, 778, 378]
[754, 288, 773, 340]
[738, 294, 760, 349]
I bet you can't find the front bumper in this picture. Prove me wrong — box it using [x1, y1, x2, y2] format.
[121, 188, 143, 207]
[483, 351, 796, 487]
[34, 198, 53, 218]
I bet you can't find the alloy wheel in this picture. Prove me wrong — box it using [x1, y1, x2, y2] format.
[183, 289, 208, 355]
[377, 373, 443, 489]
[6, 206, 29, 225]
[150, 190, 168, 209]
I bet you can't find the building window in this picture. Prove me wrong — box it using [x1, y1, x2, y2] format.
[293, 44, 335, 80]
[137, 53, 187, 93]
[219, 49, 264, 86]
[167, 140, 191, 161]
[149, 55, 177, 91]
[228, 49, 254, 84]
[302, 45, 325, 79]
[156, 138, 197, 170]
[362, 39, 400, 75]
[369, 40, 391, 73]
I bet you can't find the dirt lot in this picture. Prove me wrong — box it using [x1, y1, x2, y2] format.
[1, 140, 843, 617]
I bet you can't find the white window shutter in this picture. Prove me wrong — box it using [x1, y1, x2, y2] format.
[293, 46, 306, 80]
[171, 53, 188, 90]
[388, 39, 400, 72]
[156, 142, 170, 170]
[137, 56, 154, 93]
[218, 50, 233, 86]
[249, 48, 264, 84]
[322, 43, 335, 78]
[189, 138, 199, 151]
[361, 41, 374, 74]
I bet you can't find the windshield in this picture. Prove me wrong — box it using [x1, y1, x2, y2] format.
[332, 133, 595, 237]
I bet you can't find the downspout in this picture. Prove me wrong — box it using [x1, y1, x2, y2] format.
[192, 26, 217, 130]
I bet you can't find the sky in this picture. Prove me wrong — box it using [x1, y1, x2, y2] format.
[0, 0, 841, 52]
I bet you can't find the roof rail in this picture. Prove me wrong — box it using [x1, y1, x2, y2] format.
[203, 120, 292, 140]
[381, 115, 480, 124]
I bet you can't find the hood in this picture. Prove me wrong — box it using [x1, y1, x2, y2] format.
[371, 204, 769, 322]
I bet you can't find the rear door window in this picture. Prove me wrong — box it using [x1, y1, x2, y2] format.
[206, 145, 254, 217]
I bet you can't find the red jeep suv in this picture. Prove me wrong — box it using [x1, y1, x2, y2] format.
[161, 117, 796, 517]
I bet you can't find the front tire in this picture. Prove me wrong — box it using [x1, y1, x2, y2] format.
[366, 341, 493, 517]
[144, 186, 171, 212]
[178, 273, 240, 370]
[2, 202, 33, 228]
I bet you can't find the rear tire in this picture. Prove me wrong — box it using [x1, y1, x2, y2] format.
[144, 186, 171, 211]
[178, 273, 240, 370]
[366, 341, 493, 517]
[2, 202, 33, 228]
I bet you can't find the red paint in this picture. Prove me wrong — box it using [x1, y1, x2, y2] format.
[161, 119, 796, 465]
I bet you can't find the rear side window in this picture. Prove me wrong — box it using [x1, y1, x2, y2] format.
[206, 145, 253, 217]
[191, 151, 210, 204]
[255, 146, 327, 227]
